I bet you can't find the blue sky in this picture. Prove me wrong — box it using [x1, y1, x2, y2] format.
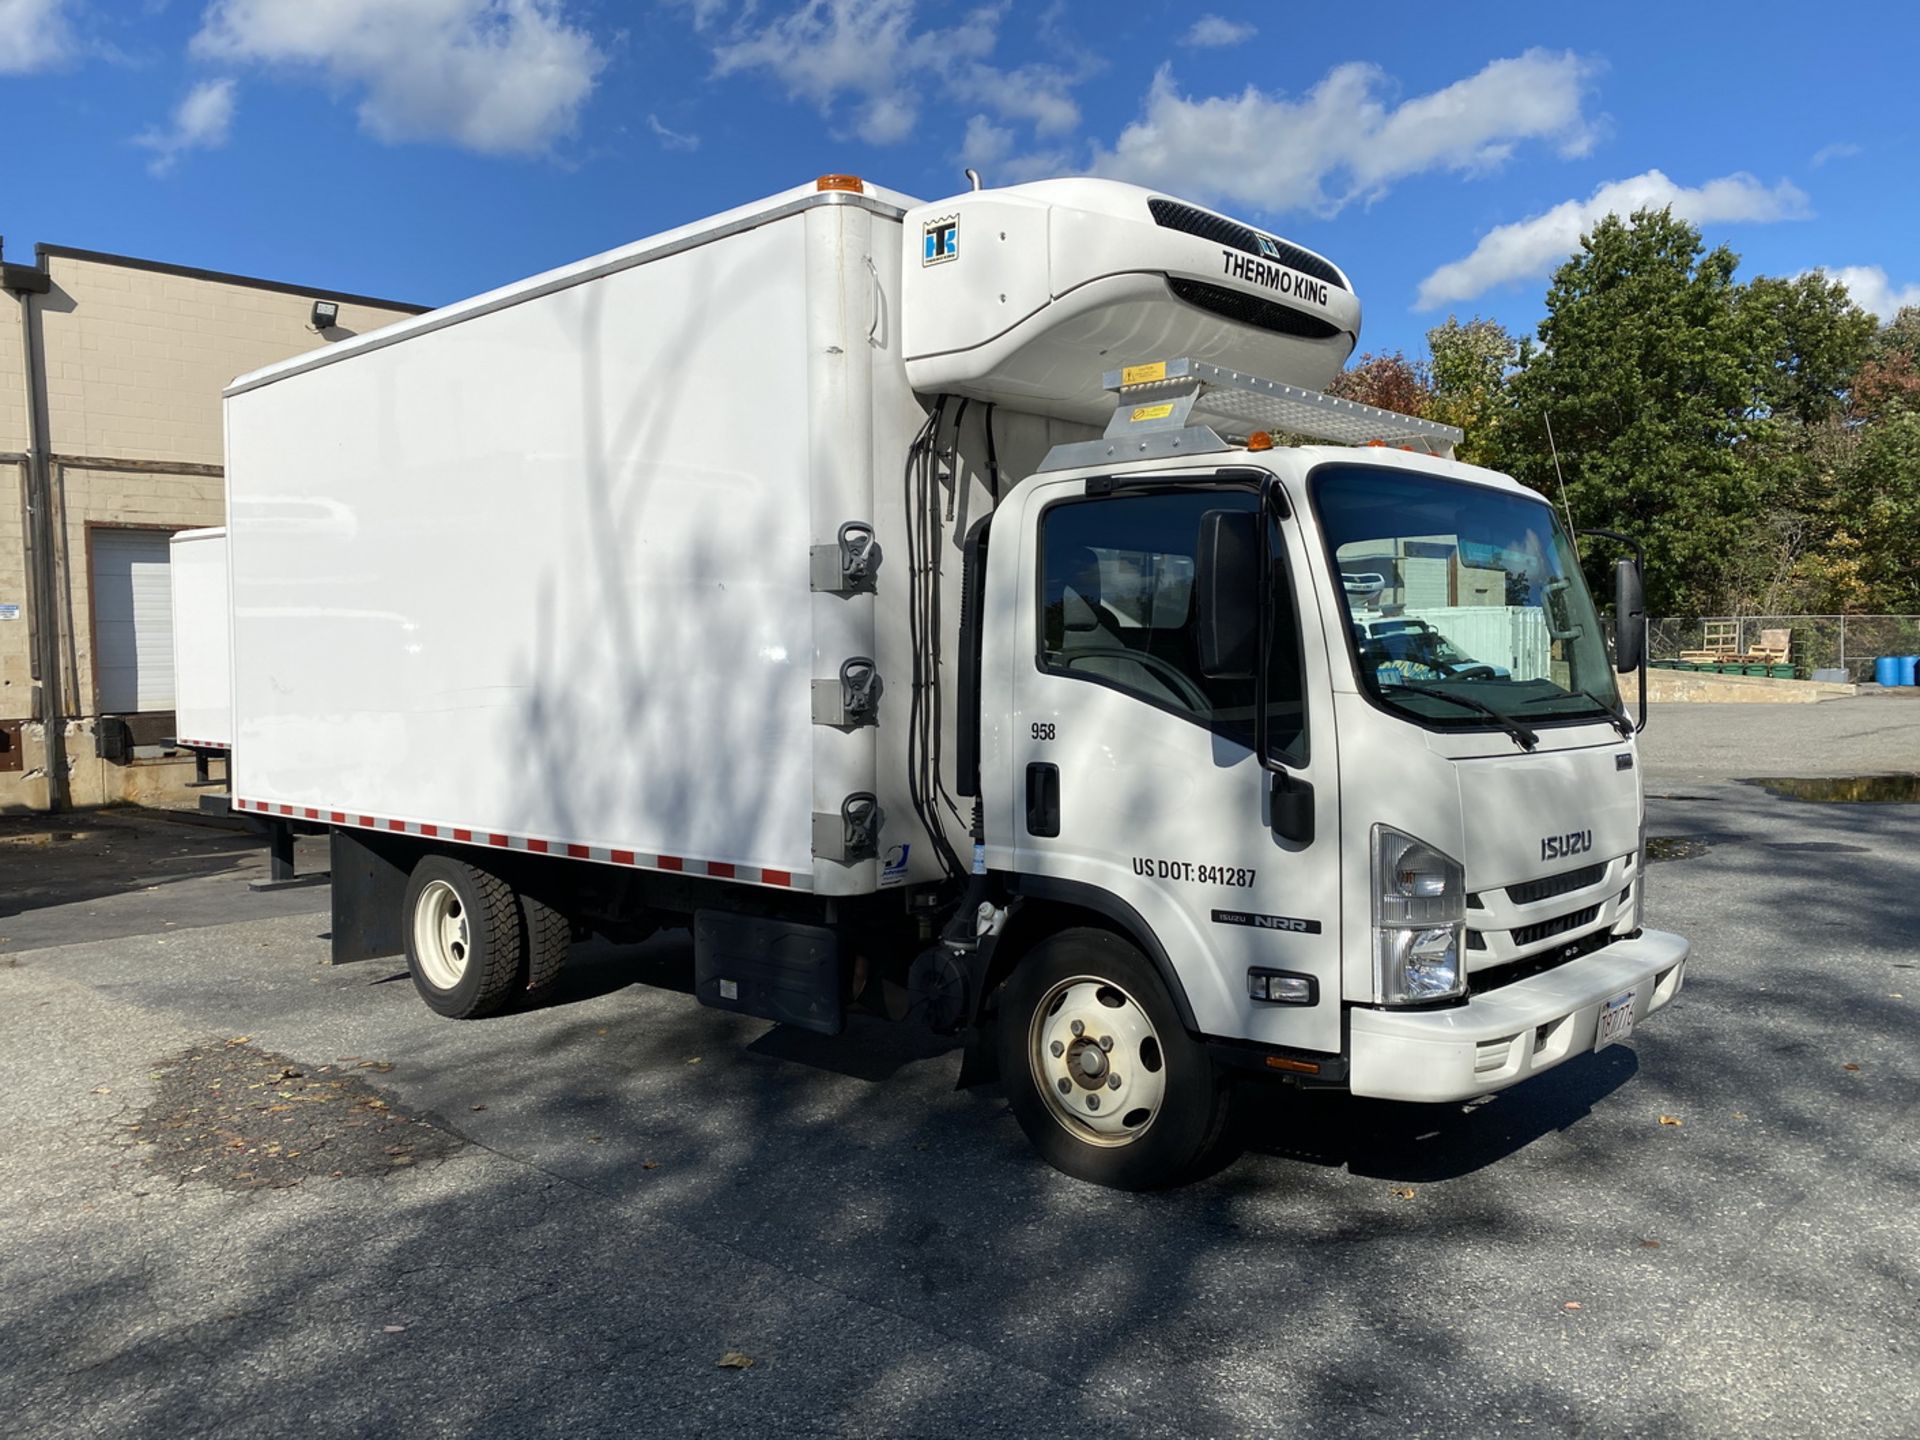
[2, 1, 1915, 362]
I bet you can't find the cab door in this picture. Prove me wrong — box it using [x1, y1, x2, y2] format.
[1006, 473, 1343, 1053]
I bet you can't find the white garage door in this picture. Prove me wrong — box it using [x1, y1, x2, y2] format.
[92, 529, 176, 714]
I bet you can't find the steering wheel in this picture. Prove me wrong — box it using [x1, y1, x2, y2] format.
[1061, 649, 1213, 712]
[1437, 662, 1501, 681]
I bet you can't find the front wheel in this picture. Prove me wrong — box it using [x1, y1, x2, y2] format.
[997, 928, 1229, 1189]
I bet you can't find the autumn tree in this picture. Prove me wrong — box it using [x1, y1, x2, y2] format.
[1326, 350, 1431, 416]
[1425, 317, 1516, 467]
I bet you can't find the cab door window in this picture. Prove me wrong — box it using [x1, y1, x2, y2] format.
[1039, 488, 1306, 760]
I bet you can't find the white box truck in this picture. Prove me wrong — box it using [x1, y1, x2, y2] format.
[167, 526, 231, 756]
[222, 175, 1687, 1188]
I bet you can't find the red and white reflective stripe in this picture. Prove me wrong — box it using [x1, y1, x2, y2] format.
[229, 797, 805, 891]
[175, 739, 229, 750]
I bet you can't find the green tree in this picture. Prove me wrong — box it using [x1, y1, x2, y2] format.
[1498, 208, 1762, 614]
[1425, 316, 1516, 467]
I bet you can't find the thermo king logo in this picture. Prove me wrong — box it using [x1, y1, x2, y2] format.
[922, 216, 959, 266]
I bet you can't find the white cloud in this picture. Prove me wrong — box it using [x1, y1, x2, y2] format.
[135, 78, 238, 176]
[960, 114, 1013, 168]
[192, 0, 605, 155]
[1416, 169, 1811, 309]
[0, 0, 74, 73]
[1812, 265, 1920, 321]
[1088, 49, 1601, 214]
[646, 113, 699, 151]
[1181, 15, 1255, 47]
[710, 0, 1082, 147]
[1810, 141, 1860, 168]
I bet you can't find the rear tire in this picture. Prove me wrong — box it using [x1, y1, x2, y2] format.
[996, 927, 1229, 1190]
[403, 857, 524, 1019]
[520, 892, 571, 1006]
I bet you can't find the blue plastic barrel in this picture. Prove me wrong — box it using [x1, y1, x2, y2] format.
[1876, 656, 1900, 686]
[1902, 655, 1920, 686]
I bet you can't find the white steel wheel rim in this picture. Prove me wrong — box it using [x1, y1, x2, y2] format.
[412, 879, 472, 991]
[1028, 975, 1168, 1148]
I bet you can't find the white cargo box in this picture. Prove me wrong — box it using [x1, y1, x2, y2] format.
[168, 526, 231, 750]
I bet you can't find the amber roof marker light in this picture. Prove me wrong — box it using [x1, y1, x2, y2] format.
[815, 175, 865, 193]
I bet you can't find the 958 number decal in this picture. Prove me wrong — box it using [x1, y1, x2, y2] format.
[1131, 856, 1256, 888]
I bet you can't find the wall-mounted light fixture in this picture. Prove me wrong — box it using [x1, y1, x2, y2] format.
[310, 300, 339, 329]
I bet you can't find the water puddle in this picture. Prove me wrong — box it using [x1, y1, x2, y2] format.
[1740, 775, 1920, 804]
[1645, 837, 1710, 862]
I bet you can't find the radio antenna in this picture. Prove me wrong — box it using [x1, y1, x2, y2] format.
[1542, 410, 1580, 560]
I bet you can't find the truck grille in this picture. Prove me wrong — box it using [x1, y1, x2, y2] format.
[1506, 863, 1607, 906]
[1147, 199, 1349, 291]
[1511, 905, 1601, 948]
[1166, 279, 1344, 341]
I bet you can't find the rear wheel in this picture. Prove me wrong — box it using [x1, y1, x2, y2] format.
[403, 857, 524, 1019]
[997, 928, 1229, 1190]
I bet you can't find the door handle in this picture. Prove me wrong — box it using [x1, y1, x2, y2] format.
[1026, 763, 1060, 837]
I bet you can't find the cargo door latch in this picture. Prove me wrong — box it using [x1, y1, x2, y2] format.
[813, 791, 881, 864]
[812, 656, 883, 728]
[810, 521, 883, 594]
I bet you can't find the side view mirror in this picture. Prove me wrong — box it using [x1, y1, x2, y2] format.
[1195, 509, 1259, 677]
[1613, 557, 1646, 674]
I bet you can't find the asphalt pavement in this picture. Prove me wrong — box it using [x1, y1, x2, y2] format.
[1, 699, 1916, 1438]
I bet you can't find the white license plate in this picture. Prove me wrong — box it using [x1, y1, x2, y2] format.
[1594, 989, 1638, 1051]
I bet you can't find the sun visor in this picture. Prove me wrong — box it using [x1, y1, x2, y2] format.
[901, 179, 1360, 426]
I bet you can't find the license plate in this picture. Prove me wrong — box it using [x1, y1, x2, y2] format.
[1595, 989, 1638, 1051]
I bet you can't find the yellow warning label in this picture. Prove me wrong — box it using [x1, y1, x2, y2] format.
[1121, 362, 1167, 386]
[1130, 403, 1176, 423]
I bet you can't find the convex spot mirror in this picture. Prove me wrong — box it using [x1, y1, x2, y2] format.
[1613, 558, 1646, 674]
[1196, 509, 1259, 678]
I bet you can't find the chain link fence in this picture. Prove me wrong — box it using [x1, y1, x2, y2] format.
[1648, 616, 1920, 681]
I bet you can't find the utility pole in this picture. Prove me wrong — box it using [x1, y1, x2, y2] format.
[4, 250, 68, 811]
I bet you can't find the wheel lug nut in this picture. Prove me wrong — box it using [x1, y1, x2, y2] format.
[1086, 1095, 1100, 1111]
[1098, 1035, 1113, 1052]
[1070, 1020, 1085, 1037]
[1107, 1074, 1121, 1090]
[1049, 1040, 1064, 1058]
[1057, 1078, 1072, 1095]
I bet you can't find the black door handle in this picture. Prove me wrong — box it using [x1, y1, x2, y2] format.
[1026, 763, 1060, 837]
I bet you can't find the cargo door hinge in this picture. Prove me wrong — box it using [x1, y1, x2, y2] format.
[810, 521, 883, 594]
[813, 791, 881, 863]
[812, 656, 883, 728]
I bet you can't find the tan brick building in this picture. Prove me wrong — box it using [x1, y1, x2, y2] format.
[1, 243, 423, 813]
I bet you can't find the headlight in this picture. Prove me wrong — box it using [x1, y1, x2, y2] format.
[1373, 827, 1466, 1004]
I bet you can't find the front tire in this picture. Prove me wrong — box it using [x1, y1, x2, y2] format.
[997, 928, 1229, 1190]
[403, 857, 524, 1019]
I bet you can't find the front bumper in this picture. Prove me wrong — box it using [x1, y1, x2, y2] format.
[1347, 929, 1688, 1102]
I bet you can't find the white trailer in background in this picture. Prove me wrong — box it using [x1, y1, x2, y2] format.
[167, 526, 231, 782]
[221, 175, 1686, 1188]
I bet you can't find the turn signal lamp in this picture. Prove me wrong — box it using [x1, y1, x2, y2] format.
[816, 174, 865, 193]
[1246, 431, 1275, 451]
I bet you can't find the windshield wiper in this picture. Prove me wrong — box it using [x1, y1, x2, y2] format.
[1378, 683, 1539, 751]
[1522, 688, 1632, 738]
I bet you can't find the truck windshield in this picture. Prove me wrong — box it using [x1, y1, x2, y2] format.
[1310, 465, 1620, 729]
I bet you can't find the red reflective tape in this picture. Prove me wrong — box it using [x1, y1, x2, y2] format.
[329, 812, 345, 823]
[762, 869, 791, 888]
[658, 855, 684, 872]
[453, 828, 472, 842]
[611, 849, 636, 865]
[278, 805, 292, 816]
[566, 844, 590, 859]
[359, 816, 376, 827]
[386, 819, 405, 832]
[303, 808, 318, 820]
[526, 839, 549, 854]
[421, 824, 439, 837]
[707, 861, 736, 880]
[488, 833, 508, 847]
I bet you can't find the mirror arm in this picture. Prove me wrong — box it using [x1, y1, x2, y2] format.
[1580, 527, 1649, 735]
